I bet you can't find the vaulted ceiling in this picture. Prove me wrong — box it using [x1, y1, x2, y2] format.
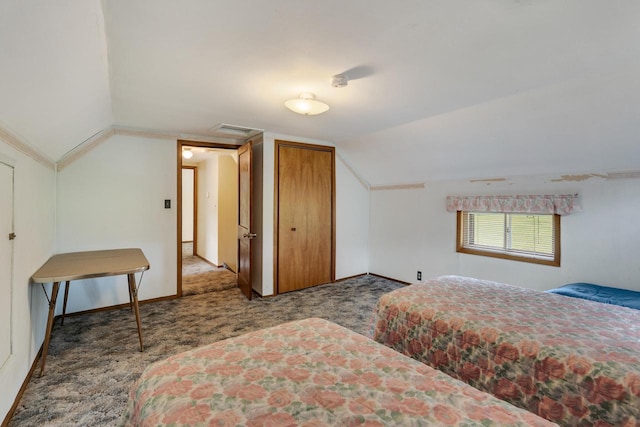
[1, 1, 639, 185]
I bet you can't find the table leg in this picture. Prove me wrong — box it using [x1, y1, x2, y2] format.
[128, 273, 144, 351]
[40, 281, 61, 377]
[61, 281, 70, 325]
[128, 281, 133, 312]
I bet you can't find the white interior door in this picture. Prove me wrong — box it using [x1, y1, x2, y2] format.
[0, 161, 14, 368]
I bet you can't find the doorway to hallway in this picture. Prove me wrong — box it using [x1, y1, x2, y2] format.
[178, 141, 240, 297]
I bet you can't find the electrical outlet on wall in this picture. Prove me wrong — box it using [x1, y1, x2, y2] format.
[417, 271, 422, 281]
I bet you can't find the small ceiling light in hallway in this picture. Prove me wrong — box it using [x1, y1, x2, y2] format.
[285, 93, 329, 115]
[182, 148, 193, 159]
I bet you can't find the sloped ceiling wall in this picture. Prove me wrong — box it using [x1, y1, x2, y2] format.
[0, 0, 112, 161]
[342, 68, 640, 185]
[2, 1, 639, 184]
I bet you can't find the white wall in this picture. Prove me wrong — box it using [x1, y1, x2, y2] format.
[191, 151, 238, 268]
[370, 174, 640, 291]
[181, 168, 194, 242]
[336, 154, 370, 279]
[197, 156, 219, 265]
[56, 134, 177, 312]
[0, 143, 55, 422]
[260, 133, 370, 296]
[218, 153, 238, 271]
[260, 136, 276, 295]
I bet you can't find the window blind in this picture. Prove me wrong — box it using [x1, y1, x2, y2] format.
[461, 212, 556, 261]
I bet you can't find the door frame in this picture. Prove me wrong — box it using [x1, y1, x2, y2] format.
[176, 140, 241, 297]
[273, 140, 336, 295]
[0, 159, 15, 368]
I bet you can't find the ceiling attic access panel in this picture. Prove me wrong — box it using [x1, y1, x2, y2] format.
[275, 140, 335, 294]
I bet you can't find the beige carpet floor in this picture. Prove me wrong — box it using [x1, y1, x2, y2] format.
[8, 274, 404, 426]
[181, 242, 237, 296]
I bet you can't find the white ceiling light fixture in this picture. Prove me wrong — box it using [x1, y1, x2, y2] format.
[284, 93, 329, 115]
[182, 148, 193, 159]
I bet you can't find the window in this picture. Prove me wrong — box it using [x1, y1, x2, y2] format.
[457, 211, 560, 266]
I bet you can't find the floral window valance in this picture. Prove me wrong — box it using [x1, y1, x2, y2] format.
[446, 194, 580, 216]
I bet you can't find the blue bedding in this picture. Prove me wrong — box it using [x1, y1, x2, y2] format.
[546, 282, 640, 310]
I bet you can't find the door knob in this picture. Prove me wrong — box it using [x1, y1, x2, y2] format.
[243, 233, 257, 239]
[8, 233, 16, 240]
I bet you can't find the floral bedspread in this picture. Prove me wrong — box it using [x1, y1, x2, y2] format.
[121, 317, 555, 426]
[370, 275, 640, 426]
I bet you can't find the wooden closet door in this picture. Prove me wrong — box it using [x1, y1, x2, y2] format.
[277, 143, 334, 293]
